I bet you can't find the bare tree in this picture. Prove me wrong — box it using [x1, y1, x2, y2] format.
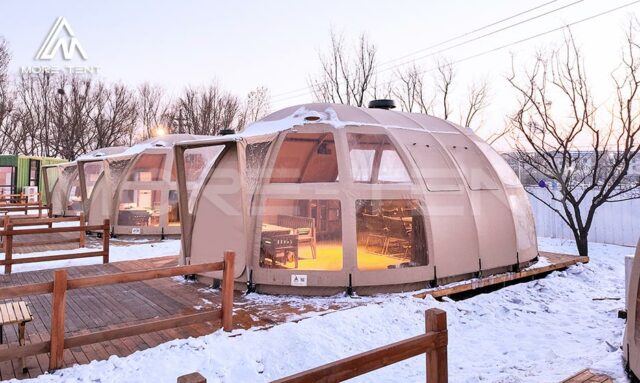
[0, 37, 14, 153]
[391, 61, 493, 137]
[90, 82, 138, 149]
[434, 61, 454, 120]
[392, 64, 433, 113]
[507, 30, 640, 257]
[137, 83, 167, 140]
[237, 86, 270, 130]
[310, 32, 377, 107]
[11, 73, 137, 159]
[53, 75, 96, 160]
[11, 73, 57, 156]
[171, 83, 241, 135]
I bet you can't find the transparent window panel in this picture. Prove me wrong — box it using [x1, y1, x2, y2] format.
[127, 154, 166, 181]
[270, 133, 338, 183]
[349, 149, 375, 182]
[105, 159, 131, 198]
[44, 167, 58, 194]
[28, 159, 39, 187]
[64, 166, 82, 212]
[347, 133, 411, 184]
[83, 162, 104, 199]
[182, 146, 225, 214]
[0, 166, 14, 193]
[117, 189, 161, 227]
[259, 199, 342, 271]
[168, 190, 180, 225]
[246, 142, 271, 197]
[356, 199, 427, 270]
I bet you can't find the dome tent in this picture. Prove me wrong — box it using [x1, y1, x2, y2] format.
[624, 239, 640, 378]
[85, 134, 207, 236]
[173, 103, 538, 295]
[42, 147, 128, 217]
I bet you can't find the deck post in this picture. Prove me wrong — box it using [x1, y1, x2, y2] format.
[21, 193, 27, 215]
[79, 213, 86, 248]
[177, 372, 207, 383]
[221, 251, 235, 332]
[102, 220, 110, 264]
[49, 269, 68, 371]
[426, 308, 448, 383]
[4, 217, 12, 275]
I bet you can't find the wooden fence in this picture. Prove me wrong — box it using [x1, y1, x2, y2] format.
[0, 193, 39, 205]
[0, 251, 235, 371]
[177, 308, 448, 383]
[0, 216, 109, 274]
[0, 201, 47, 217]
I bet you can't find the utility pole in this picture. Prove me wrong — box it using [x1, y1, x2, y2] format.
[172, 108, 187, 134]
[57, 87, 65, 158]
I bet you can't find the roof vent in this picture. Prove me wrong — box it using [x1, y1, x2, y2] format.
[368, 99, 396, 110]
[219, 129, 235, 136]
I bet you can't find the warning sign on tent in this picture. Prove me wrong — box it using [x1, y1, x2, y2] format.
[290, 274, 308, 287]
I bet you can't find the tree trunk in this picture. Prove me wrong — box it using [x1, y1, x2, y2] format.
[574, 232, 589, 258]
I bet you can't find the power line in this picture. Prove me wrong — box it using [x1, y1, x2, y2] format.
[270, 0, 562, 100]
[272, 0, 640, 105]
[376, 0, 561, 69]
[273, 0, 581, 102]
[375, 0, 584, 74]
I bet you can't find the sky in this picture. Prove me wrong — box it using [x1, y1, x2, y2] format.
[1, 0, 639, 148]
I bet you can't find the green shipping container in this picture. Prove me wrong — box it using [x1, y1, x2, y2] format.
[0, 155, 66, 204]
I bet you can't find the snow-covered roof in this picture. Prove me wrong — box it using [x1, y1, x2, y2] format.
[171, 103, 474, 149]
[241, 103, 473, 136]
[83, 134, 209, 162]
[75, 146, 129, 161]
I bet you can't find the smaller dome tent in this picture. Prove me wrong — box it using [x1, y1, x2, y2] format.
[86, 134, 207, 236]
[174, 103, 538, 295]
[624, 239, 640, 378]
[43, 147, 128, 217]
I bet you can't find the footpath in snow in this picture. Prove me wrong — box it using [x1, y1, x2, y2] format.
[3, 237, 634, 383]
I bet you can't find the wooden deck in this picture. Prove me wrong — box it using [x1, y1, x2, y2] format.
[10, 231, 85, 253]
[415, 252, 588, 299]
[0, 256, 359, 381]
[560, 369, 614, 382]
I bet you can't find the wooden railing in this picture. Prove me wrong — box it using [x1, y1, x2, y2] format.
[177, 308, 448, 383]
[0, 216, 109, 274]
[0, 193, 38, 205]
[0, 199, 47, 217]
[0, 251, 235, 371]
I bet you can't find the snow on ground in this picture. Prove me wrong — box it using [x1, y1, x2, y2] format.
[4, 237, 635, 383]
[7, 239, 180, 273]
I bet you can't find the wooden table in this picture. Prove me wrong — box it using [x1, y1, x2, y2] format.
[262, 223, 293, 235]
[0, 301, 33, 372]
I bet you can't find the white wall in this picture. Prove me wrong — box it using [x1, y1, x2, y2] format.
[527, 187, 640, 247]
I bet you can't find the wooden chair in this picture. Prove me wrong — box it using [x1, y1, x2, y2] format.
[384, 216, 412, 258]
[261, 234, 299, 268]
[276, 215, 317, 259]
[363, 213, 388, 254]
[0, 301, 33, 373]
